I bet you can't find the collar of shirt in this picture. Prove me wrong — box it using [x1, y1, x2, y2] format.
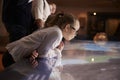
[28, 0, 33, 3]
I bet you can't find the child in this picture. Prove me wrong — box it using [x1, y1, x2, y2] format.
[1, 12, 80, 80]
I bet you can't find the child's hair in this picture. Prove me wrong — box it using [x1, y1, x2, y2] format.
[45, 12, 77, 29]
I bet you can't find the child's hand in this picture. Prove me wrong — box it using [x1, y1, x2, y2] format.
[57, 41, 64, 51]
[29, 50, 39, 68]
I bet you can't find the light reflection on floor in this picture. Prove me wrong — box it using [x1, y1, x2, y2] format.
[0, 40, 120, 80]
[61, 40, 120, 80]
[62, 40, 120, 65]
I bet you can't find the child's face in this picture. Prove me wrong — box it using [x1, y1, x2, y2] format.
[63, 20, 80, 41]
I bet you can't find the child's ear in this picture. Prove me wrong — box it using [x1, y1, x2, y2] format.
[64, 24, 70, 32]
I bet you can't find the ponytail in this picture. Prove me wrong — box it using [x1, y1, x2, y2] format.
[45, 12, 76, 29]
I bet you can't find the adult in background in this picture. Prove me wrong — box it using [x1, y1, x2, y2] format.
[49, 3, 57, 15]
[2, 0, 34, 69]
[2, 0, 34, 42]
[32, 0, 51, 30]
[45, 3, 57, 28]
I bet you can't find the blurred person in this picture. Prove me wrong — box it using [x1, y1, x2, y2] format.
[49, 3, 57, 15]
[93, 32, 108, 45]
[44, 3, 57, 28]
[1, 12, 80, 80]
[2, 0, 34, 42]
[31, 1, 57, 32]
[32, 0, 51, 29]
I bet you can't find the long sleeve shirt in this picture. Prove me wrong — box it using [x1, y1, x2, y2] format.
[6, 26, 63, 62]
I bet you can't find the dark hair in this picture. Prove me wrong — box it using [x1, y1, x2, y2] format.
[45, 12, 77, 29]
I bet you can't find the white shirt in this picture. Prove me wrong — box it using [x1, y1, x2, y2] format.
[32, 0, 51, 21]
[28, 0, 33, 3]
[6, 26, 63, 62]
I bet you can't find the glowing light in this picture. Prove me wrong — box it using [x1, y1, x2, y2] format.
[93, 12, 96, 15]
[100, 68, 106, 71]
[91, 58, 95, 62]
